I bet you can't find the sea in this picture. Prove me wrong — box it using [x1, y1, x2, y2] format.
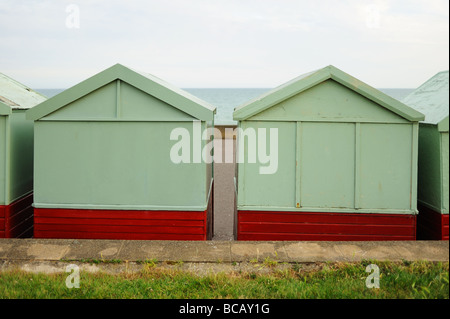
[36, 88, 414, 126]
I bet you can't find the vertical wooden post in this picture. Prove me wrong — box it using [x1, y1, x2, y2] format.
[295, 121, 302, 208]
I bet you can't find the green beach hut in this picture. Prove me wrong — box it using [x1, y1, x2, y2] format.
[0, 72, 46, 238]
[233, 65, 425, 241]
[27, 64, 216, 240]
[402, 70, 449, 240]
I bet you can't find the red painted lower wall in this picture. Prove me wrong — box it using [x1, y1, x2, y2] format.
[0, 206, 4, 238]
[417, 204, 449, 241]
[0, 193, 34, 238]
[34, 189, 214, 241]
[237, 210, 417, 241]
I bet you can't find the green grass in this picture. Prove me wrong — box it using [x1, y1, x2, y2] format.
[0, 261, 448, 299]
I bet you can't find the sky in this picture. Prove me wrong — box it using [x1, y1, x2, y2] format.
[0, 0, 448, 89]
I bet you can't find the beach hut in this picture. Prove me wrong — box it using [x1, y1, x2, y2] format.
[402, 71, 449, 240]
[0, 72, 46, 238]
[233, 65, 424, 241]
[27, 64, 216, 240]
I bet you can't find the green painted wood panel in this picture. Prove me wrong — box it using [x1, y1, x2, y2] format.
[234, 65, 424, 122]
[41, 80, 195, 122]
[8, 110, 34, 203]
[119, 81, 195, 121]
[0, 116, 6, 204]
[236, 120, 416, 213]
[300, 122, 355, 208]
[249, 80, 408, 123]
[237, 121, 296, 208]
[205, 121, 213, 203]
[439, 116, 449, 132]
[34, 121, 207, 210]
[442, 132, 449, 214]
[42, 81, 117, 120]
[27, 64, 216, 122]
[359, 124, 413, 210]
[417, 124, 442, 212]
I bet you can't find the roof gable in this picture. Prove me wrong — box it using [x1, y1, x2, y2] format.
[402, 70, 449, 127]
[0, 72, 47, 115]
[233, 65, 425, 122]
[26, 64, 216, 121]
[249, 79, 409, 123]
[41, 80, 196, 121]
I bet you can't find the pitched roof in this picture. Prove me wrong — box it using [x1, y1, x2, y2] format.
[0, 72, 47, 115]
[233, 65, 425, 122]
[402, 70, 449, 131]
[26, 64, 216, 121]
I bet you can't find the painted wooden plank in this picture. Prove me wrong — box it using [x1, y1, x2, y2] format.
[355, 123, 361, 209]
[359, 123, 412, 210]
[411, 123, 419, 212]
[237, 210, 416, 241]
[238, 121, 296, 207]
[442, 215, 449, 240]
[417, 204, 447, 240]
[300, 122, 355, 208]
[295, 121, 301, 208]
[2, 193, 33, 238]
[238, 232, 415, 241]
[0, 206, 5, 218]
[33, 208, 209, 240]
[442, 132, 449, 214]
[7, 192, 33, 215]
[239, 222, 415, 236]
[443, 214, 449, 224]
[239, 211, 416, 226]
[34, 121, 207, 210]
[34, 208, 206, 220]
[116, 80, 121, 118]
[34, 230, 204, 241]
[6, 205, 33, 230]
[36, 217, 205, 227]
[35, 223, 205, 235]
[7, 215, 33, 238]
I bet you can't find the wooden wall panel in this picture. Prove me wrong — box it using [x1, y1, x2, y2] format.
[238, 210, 416, 241]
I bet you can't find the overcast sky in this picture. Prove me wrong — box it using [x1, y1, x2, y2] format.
[0, 0, 448, 89]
